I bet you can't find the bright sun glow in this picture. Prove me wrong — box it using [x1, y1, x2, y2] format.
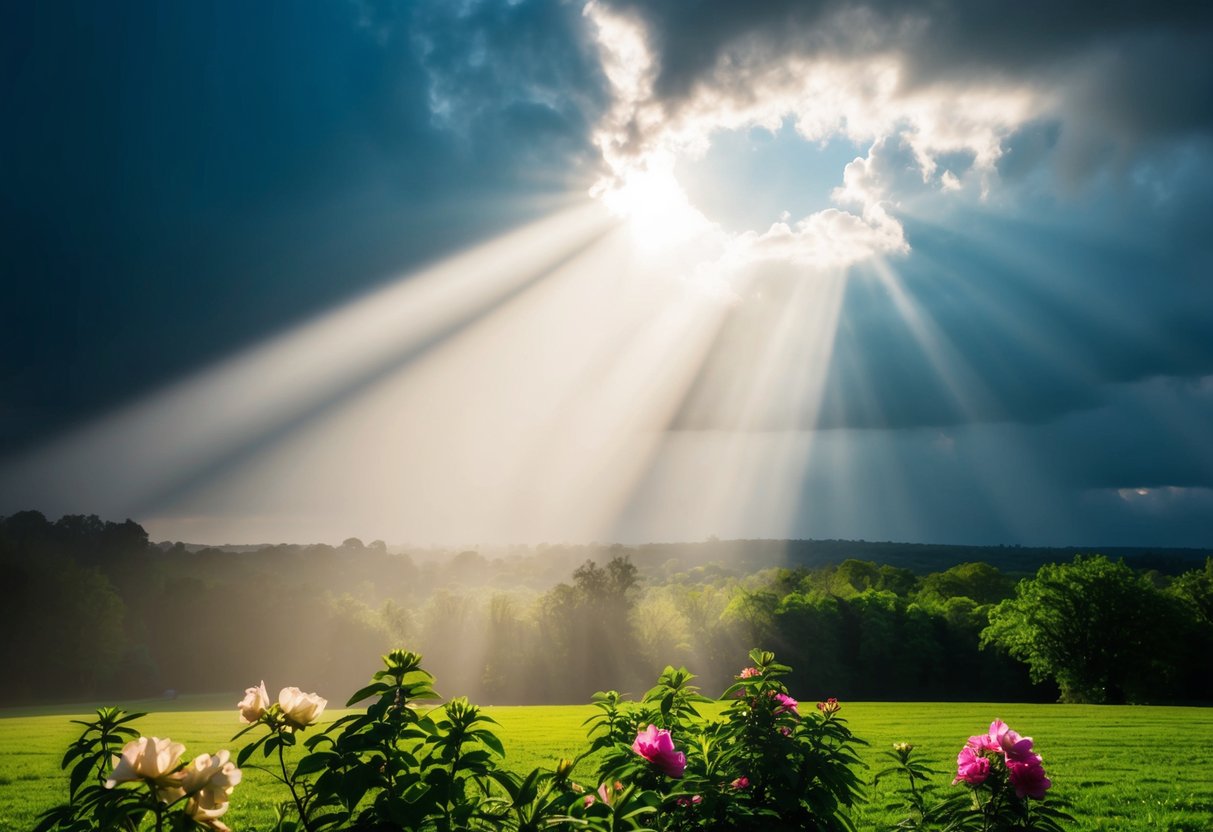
[597, 166, 711, 250]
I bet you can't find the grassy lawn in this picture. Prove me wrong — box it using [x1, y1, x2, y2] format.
[2, 697, 1210, 831]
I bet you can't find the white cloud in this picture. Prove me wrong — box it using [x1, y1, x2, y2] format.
[733, 203, 908, 270]
[582, 1, 1046, 273]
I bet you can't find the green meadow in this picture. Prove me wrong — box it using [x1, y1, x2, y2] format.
[2, 698, 1210, 832]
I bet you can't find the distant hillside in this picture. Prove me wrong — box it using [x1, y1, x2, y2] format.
[156, 536, 1211, 578]
[631, 538, 1210, 577]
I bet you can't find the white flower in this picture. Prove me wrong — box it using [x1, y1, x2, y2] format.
[182, 750, 242, 811]
[186, 798, 232, 830]
[188, 802, 233, 832]
[105, 737, 187, 801]
[237, 680, 270, 723]
[278, 686, 327, 729]
[106, 736, 186, 785]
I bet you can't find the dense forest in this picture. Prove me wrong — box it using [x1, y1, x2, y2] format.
[2, 511, 1209, 707]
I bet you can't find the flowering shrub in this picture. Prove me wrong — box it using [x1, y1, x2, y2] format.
[878, 720, 1070, 831]
[586, 649, 866, 831]
[36, 650, 1068, 831]
[35, 707, 242, 831]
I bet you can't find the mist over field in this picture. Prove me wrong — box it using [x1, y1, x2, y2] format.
[3, 511, 1209, 710]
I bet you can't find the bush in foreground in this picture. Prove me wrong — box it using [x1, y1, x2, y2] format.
[36, 648, 1068, 831]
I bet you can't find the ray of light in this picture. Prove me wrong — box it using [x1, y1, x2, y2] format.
[834, 260, 1008, 540]
[0, 203, 615, 521]
[723, 272, 848, 536]
[119, 221, 738, 544]
[903, 206, 1176, 373]
[866, 257, 1084, 543]
[869, 207, 1211, 541]
[868, 257, 991, 420]
[896, 211, 1146, 392]
[614, 267, 849, 542]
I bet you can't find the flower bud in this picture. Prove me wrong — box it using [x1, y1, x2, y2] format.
[237, 681, 269, 724]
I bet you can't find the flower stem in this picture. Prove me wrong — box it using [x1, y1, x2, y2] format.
[147, 783, 164, 832]
[905, 766, 923, 819]
[278, 735, 315, 832]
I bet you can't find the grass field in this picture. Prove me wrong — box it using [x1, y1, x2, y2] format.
[2, 697, 1210, 831]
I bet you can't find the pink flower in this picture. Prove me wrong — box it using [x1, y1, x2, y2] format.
[957, 720, 1051, 797]
[1007, 757, 1052, 799]
[583, 794, 596, 808]
[965, 731, 1000, 753]
[676, 795, 702, 807]
[816, 698, 840, 715]
[730, 776, 750, 790]
[779, 726, 792, 737]
[739, 667, 760, 679]
[953, 746, 991, 785]
[631, 725, 686, 778]
[987, 719, 1035, 763]
[771, 692, 799, 716]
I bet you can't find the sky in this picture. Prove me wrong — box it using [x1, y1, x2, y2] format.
[2, 0, 1212, 548]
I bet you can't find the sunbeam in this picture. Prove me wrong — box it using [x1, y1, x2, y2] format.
[616, 266, 848, 541]
[133, 219, 744, 544]
[867, 258, 990, 421]
[0, 203, 615, 524]
[857, 257, 1084, 542]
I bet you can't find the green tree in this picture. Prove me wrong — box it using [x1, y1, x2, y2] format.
[774, 591, 849, 695]
[0, 554, 127, 701]
[1165, 558, 1213, 700]
[917, 561, 1014, 606]
[1169, 557, 1213, 626]
[538, 556, 642, 700]
[982, 554, 1190, 703]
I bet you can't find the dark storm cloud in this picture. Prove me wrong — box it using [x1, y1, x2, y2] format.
[1041, 377, 1213, 491]
[0, 0, 605, 455]
[599, 0, 1213, 145]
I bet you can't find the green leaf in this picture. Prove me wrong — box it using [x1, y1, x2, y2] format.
[400, 781, 431, 803]
[307, 810, 350, 831]
[60, 744, 86, 769]
[237, 735, 267, 767]
[469, 729, 505, 757]
[294, 751, 337, 777]
[69, 757, 95, 797]
[231, 721, 268, 742]
[345, 682, 390, 707]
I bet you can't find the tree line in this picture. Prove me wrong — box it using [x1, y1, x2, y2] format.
[1, 511, 1209, 706]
